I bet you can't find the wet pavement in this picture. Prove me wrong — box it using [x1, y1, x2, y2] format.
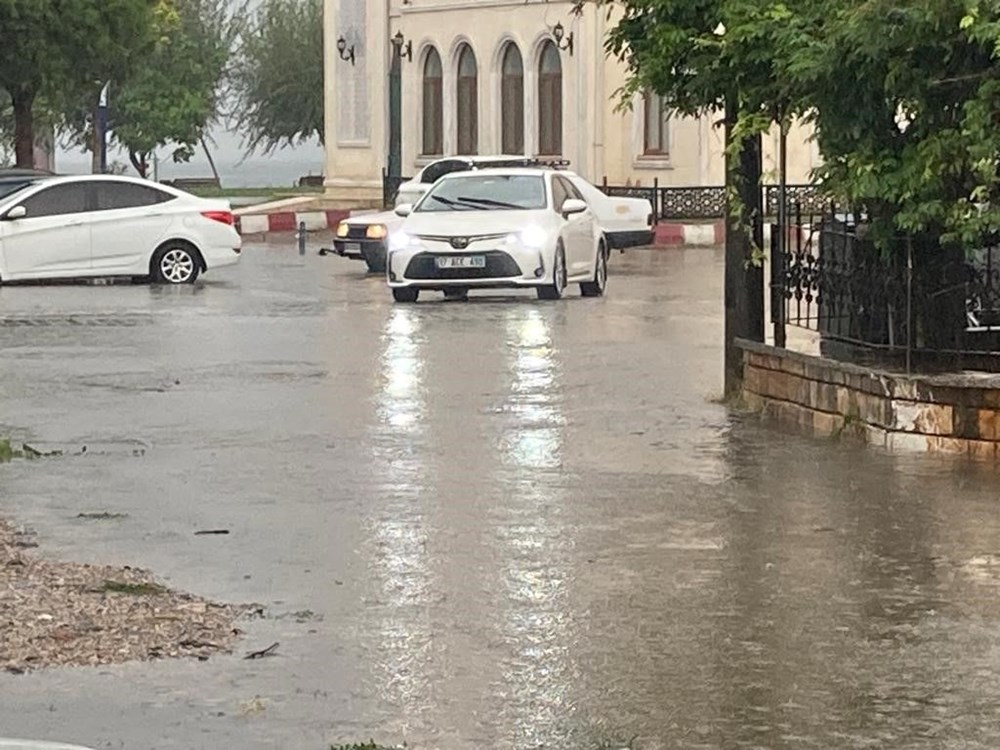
[2, 242, 1000, 749]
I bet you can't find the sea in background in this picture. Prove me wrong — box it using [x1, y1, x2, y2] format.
[55, 132, 326, 189]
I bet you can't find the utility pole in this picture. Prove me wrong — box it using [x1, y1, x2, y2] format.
[723, 96, 765, 397]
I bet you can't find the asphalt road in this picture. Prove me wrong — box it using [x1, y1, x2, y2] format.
[2, 242, 1000, 749]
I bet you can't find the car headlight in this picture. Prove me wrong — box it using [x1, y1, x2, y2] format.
[366, 224, 387, 239]
[508, 226, 548, 248]
[389, 231, 418, 250]
[335, 222, 349, 238]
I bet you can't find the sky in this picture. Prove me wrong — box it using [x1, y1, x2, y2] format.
[55, 0, 326, 188]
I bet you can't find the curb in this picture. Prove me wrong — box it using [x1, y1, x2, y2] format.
[235, 211, 807, 249]
[236, 209, 349, 235]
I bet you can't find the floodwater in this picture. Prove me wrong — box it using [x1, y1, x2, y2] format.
[2, 244, 1000, 750]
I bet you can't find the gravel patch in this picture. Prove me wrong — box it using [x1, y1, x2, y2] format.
[0, 519, 246, 674]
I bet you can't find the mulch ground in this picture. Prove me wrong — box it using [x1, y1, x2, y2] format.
[0, 518, 246, 674]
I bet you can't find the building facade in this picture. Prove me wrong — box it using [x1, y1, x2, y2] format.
[323, 0, 820, 205]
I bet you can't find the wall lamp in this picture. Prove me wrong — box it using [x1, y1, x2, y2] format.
[336, 36, 355, 65]
[391, 31, 413, 62]
[552, 22, 574, 55]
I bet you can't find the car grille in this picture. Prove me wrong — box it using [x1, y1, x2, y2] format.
[404, 251, 523, 280]
[344, 226, 369, 240]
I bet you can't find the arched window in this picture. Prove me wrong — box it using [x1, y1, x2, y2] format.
[537, 41, 562, 156]
[422, 48, 443, 156]
[456, 44, 478, 155]
[500, 43, 524, 154]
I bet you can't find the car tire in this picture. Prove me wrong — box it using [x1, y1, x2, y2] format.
[580, 242, 608, 297]
[151, 242, 201, 285]
[443, 288, 469, 301]
[363, 244, 387, 274]
[392, 287, 419, 303]
[537, 244, 567, 300]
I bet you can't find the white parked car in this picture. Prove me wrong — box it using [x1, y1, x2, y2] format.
[387, 167, 608, 302]
[0, 174, 242, 284]
[328, 209, 397, 273]
[394, 155, 532, 207]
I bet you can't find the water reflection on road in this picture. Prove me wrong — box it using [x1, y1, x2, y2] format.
[1, 246, 1000, 749]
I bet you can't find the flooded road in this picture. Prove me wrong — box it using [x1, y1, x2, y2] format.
[2, 244, 1000, 749]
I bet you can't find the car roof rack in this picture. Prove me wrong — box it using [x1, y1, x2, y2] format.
[460, 157, 571, 170]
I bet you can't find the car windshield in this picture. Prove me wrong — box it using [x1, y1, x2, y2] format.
[416, 175, 546, 212]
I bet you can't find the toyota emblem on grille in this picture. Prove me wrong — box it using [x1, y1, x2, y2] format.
[450, 237, 470, 249]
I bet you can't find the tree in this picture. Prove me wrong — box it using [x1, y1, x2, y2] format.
[61, 0, 237, 177]
[583, 0, 1000, 358]
[229, 0, 323, 154]
[581, 0, 790, 392]
[0, 0, 154, 167]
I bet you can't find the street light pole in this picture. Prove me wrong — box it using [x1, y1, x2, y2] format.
[97, 82, 110, 174]
[387, 35, 404, 181]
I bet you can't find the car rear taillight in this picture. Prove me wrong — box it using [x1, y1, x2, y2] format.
[201, 210, 234, 226]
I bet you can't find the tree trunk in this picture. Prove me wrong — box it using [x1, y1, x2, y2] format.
[201, 136, 220, 185]
[723, 98, 765, 397]
[129, 150, 148, 178]
[11, 89, 36, 169]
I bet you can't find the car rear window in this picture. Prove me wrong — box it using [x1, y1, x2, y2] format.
[93, 181, 175, 210]
[0, 180, 36, 200]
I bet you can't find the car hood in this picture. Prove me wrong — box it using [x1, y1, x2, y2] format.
[402, 210, 551, 237]
[344, 209, 400, 227]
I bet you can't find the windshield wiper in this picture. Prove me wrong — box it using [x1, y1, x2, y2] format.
[455, 196, 523, 210]
[428, 194, 474, 210]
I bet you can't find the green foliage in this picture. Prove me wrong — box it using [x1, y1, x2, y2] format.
[60, 0, 237, 175]
[0, 439, 18, 462]
[229, 0, 323, 154]
[581, 0, 1000, 253]
[0, 0, 154, 165]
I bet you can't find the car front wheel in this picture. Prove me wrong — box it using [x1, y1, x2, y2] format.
[537, 244, 567, 300]
[152, 243, 200, 284]
[580, 243, 608, 297]
[392, 287, 419, 303]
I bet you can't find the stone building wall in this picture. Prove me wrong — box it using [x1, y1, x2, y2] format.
[738, 339, 1000, 460]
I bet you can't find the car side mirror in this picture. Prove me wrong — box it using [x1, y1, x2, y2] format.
[3, 205, 26, 220]
[562, 198, 587, 218]
[394, 203, 413, 217]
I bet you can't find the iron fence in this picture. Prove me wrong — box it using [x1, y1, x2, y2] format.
[597, 179, 826, 221]
[771, 206, 1000, 370]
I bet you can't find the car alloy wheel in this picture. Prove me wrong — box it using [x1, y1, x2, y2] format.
[152, 244, 200, 285]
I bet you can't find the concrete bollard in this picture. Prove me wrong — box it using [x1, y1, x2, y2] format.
[297, 221, 306, 256]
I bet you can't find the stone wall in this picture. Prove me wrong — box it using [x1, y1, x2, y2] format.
[737, 338, 1000, 459]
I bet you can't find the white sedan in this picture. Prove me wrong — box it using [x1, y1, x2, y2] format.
[393, 156, 653, 251]
[0, 174, 241, 284]
[387, 168, 608, 302]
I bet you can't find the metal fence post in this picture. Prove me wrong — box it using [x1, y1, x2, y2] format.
[770, 222, 787, 348]
[297, 221, 306, 256]
[906, 234, 913, 374]
[652, 177, 660, 225]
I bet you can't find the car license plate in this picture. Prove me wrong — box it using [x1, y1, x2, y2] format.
[344, 242, 361, 252]
[436, 255, 486, 269]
